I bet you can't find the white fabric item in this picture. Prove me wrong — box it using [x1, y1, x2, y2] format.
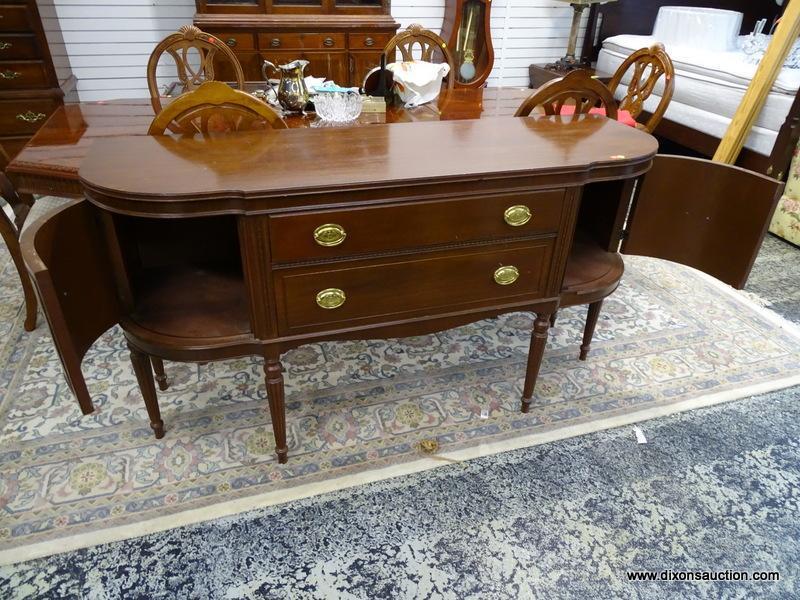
[387, 61, 450, 108]
[653, 6, 742, 52]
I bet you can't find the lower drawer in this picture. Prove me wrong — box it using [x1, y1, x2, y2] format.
[0, 60, 48, 89]
[0, 97, 58, 135]
[0, 34, 40, 60]
[274, 238, 555, 334]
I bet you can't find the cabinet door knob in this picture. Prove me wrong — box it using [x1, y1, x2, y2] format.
[323, 37, 335, 47]
[0, 70, 21, 79]
[313, 223, 347, 246]
[493, 266, 520, 286]
[225, 37, 237, 47]
[271, 38, 281, 48]
[364, 37, 375, 47]
[0, 42, 11, 50]
[503, 205, 532, 227]
[16, 111, 46, 123]
[316, 288, 346, 309]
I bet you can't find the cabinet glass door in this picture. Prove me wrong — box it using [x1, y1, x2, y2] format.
[273, 0, 323, 6]
[336, 0, 382, 5]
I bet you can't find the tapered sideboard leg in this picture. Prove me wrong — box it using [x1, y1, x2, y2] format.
[264, 356, 289, 464]
[128, 343, 165, 439]
[521, 312, 552, 413]
[579, 300, 603, 361]
[150, 356, 170, 391]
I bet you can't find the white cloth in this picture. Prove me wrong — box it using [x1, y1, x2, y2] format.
[386, 61, 450, 108]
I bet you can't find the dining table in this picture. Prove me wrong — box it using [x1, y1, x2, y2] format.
[5, 85, 534, 198]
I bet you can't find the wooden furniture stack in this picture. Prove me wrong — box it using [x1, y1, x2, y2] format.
[193, 0, 399, 87]
[0, 0, 73, 171]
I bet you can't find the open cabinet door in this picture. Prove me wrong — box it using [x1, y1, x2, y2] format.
[622, 155, 783, 289]
[20, 199, 121, 415]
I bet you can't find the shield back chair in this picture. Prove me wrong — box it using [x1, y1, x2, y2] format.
[147, 25, 246, 128]
[148, 80, 287, 135]
[383, 24, 457, 90]
[606, 43, 675, 133]
[515, 73, 624, 360]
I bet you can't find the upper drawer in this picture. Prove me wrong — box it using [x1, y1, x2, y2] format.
[213, 32, 255, 51]
[269, 189, 565, 263]
[0, 60, 48, 89]
[0, 5, 31, 32]
[0, 34, 39, 60]
[274, 238, 555, 334]
[349, 33, 392, 50]
[258, 32, 345, 50]
[0, 97, 58, 135]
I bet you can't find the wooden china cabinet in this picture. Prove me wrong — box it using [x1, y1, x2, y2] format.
[193, 0, 399, 87]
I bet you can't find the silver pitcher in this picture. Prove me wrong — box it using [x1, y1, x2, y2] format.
[262, 59, 310, 112]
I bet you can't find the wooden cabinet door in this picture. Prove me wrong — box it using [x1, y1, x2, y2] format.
[20, 199, 121, 415]
[622, 155, 782, 289]
[350, 51, 382, 88]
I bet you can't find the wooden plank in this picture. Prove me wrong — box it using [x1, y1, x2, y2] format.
[714, 0, 800, 164]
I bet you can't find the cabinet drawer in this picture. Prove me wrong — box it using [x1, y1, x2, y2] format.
[0, 34, 39, 60]
[214, 32, 255, 51]
[349, 33, 391, 50]
[258, 33, 345, 51]
[0, 5, 30, 32]
[269, 190, 565, 263]
[0, 97, 57, 135]
[0, 60, 48, 89]
[274, 239, 555, 333]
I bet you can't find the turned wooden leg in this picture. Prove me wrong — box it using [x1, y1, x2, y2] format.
[128, 343, 165, 439]
[150, 356, 169, 391]
[264, 355, 289, 464]
[549, 311, 558, 327]
[521, 312, 552, 413]
[579, 300, 604, 361]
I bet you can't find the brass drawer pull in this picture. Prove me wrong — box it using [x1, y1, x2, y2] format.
[316, 288, 346, 309]
[16, 111, 46, 123]
[364, 37, 375, 47]
[493, 265, 520, 286]
[323, 37, 335, 47]
[271, 38, 281, 48]
[1, 70, 21, 79]
[0, 42, 11, 50]
[503, 205, 532, 227]
[225, 38, 237, 47]
[313, 223, 346, 246]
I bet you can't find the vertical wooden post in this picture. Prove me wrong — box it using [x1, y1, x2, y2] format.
[714, 0, 800, 164]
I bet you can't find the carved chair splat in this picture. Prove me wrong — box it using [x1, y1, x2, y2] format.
[515, 69, 618, 120]
[384, 24, 456, 89]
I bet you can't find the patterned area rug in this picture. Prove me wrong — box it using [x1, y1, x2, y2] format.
[0, 238, 799, 564]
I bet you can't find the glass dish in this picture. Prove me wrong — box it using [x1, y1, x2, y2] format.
[314, 91, 363, 122]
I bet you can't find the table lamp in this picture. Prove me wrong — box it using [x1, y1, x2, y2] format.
[547, 0, 617, 72]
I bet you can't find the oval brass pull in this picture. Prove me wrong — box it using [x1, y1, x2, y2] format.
[16, 111, 46, 123]
[323, 37, 335, 47]
[316, 288, 346, 309]
[313, 223, 347, 247]
[225, 37, 237, 47]
[1, 70, 21, 79]
[364, 37, 375, 47]
[0, 42, 11, 50]
[271, 38, 281, 48]
[493, 265, 520, 286]
[503, 205, 532, 227]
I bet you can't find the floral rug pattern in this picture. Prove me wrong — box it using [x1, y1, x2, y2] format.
[0, 239, 799, 556]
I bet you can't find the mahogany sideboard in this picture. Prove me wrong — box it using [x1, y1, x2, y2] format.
[23, 116, 661, 462]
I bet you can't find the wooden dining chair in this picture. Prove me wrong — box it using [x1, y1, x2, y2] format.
[384, 24, 456, 89]
[0, 173, 37, 331]
[607, 43, 675, 133]
[148, 80, 287, 135]
[147, 25, 246, 118]
[515, 69, 618, 120]
[515, 77, 623, 360]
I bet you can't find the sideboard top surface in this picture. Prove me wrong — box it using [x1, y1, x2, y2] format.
[79, 115, 657, 214]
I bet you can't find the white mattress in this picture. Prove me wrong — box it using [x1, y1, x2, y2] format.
[596, 34, 800, 155]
